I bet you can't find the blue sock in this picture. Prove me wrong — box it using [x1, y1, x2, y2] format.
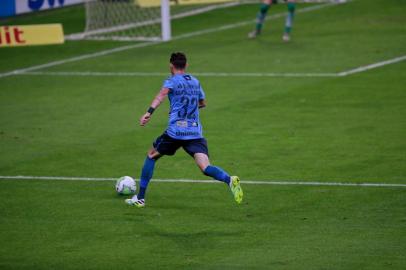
[137, 157, 156, 199]
[204, 165, 230, 185]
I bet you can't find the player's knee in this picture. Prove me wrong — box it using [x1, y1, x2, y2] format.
[194, 152, 210, 172]
[260, 3, 270, 13]
[147, 149, 161, 160]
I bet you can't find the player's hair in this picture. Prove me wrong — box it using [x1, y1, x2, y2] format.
[170, 52, 187, 69]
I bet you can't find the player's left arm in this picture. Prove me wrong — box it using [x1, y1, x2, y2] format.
[140, 87, 169, 126]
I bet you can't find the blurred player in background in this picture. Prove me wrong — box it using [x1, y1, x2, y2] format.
[248, 0, 296, 41]
[125, 52, 243, 208]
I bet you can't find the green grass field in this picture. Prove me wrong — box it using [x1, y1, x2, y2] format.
[1, 0, 405, 269]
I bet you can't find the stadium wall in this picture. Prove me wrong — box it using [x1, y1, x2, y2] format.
[0, 0, 85, 18]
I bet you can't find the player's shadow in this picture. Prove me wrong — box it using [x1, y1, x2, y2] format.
[151, 229, 242, 252]
[154, 230, 239, 239]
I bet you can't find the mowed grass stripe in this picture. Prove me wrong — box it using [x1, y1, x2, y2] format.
[1, 175, 405, 188]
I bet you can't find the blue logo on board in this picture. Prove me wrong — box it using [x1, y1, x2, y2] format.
[28, 0, 65, 10]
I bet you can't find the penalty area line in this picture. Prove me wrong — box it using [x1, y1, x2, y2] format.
[16, 54, 406, 78]
[0, 175, 405, 188]
[338, 55, 406, 76]
[18, 71, 338, 78]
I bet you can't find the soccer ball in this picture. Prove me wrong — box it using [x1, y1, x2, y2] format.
[115, 176, 136, 195]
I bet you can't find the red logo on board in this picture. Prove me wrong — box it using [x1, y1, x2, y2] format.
[0, 26, 26, 45]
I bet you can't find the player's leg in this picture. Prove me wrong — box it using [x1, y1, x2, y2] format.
[194, 153, 243, 204]
[248, 0, 273, 38]
[183, 138, 243, 204]
[125, 148, 161, 207]
[138, 148, 162, 199]
[283, 0, 296, 41]
[126, 132, 180, 208]
[194, 153, 230, 185]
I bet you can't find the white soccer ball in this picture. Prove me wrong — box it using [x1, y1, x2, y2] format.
[115, 176, 137, 195]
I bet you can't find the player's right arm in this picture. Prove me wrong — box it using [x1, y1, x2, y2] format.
[140, 87, 169, 126]
[198, 82, 206, 109]
[198, 99, 206, 109]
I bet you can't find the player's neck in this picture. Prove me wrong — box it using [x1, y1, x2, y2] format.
[172, 69, 186, 75]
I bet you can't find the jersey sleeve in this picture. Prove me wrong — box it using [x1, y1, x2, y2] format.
[162, 77, 174, 90]
[198, 83, 205, 100]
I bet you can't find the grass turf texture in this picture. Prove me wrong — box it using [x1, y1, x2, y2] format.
[0, 180, 405, 270]
[0, 0, 406, 269]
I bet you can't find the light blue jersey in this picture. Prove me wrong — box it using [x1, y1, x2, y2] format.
[162, 74, 205, 140]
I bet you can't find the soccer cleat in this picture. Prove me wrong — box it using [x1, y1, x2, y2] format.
[229, 176, 243, 204]
[282, 33, 290, 42]
[248, 30, 260, 39]
[125, 195, 146, 208]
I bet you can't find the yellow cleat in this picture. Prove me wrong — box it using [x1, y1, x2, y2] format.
[229, 176, 243, 204]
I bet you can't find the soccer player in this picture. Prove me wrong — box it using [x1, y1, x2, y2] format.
[125, 52, 243, 208]
[248, 0, 296, 41]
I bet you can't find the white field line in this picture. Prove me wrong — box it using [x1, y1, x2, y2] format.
[337, 55, 406, 76]
[19, 71, 338, 78]
[0, 175, 405, 188]
[67, 2, 240, 40]
[17, 52, 406, 78]
[0, 2, 340, 79]
[0, 41, 158, 79]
